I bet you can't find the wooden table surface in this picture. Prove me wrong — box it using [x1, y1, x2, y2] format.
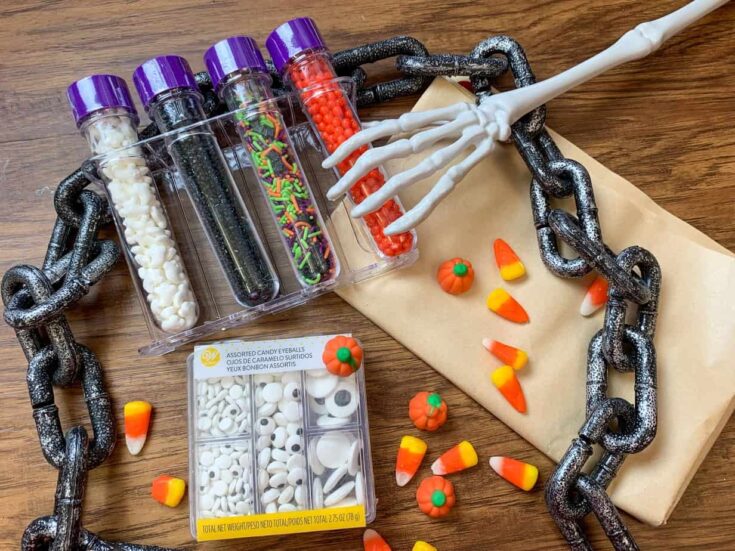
[1, 1, 733, 549]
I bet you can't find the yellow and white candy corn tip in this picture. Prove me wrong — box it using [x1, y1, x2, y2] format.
[413, 541, 438, 551]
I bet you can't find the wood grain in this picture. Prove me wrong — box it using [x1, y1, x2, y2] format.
[1, 1, 733, 549]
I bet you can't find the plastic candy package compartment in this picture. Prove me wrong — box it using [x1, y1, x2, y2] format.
[88, 81, 418, 356]
[187, 335, 376, 541]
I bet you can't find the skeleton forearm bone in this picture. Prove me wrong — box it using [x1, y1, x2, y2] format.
[323, 0, 730, 235]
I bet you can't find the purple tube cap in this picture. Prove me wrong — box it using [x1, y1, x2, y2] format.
[204, 36, 268, 92]
[67, 74, 137, 127]
[132, 55, 198, 108]
[265, 17, 327, 73]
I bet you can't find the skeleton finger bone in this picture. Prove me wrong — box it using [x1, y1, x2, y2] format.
[384, 139, 496, 235]
[322, 103, 474, 170]
[326, 110, 478, 200]
[352, 125, 486, 217]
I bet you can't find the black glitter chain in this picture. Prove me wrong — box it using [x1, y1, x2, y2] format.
[473, 37, 661, 550]
[4, 34, 657, 550]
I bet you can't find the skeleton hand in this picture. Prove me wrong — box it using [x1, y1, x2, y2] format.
[322, 0, 727, 235]
[323, 100, 511, 235]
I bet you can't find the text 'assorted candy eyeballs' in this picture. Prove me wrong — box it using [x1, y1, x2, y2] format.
[195, 376, 251, 439]
[309, 431, 365, 509]
[323, 335, 364, 377]
[409, 391, 448, 431]
[416, 475, 456, 518]
[436, 257, 475, 295]
[197, 443, 253, 517]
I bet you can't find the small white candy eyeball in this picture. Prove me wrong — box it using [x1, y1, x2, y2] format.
[283, 382, 300, 401]
[270, 427, 287, 448]
[269, 471, 287, 489]
[257, 417, 276, 436]
[287, 467, 306, 487]
[262, 382, 283, 403]
[285, 434, 303, 455]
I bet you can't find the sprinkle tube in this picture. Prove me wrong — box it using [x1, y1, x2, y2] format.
[133, 55, 279, 307]
[205, 37, 339, 287]
[266, 18, 416, 258]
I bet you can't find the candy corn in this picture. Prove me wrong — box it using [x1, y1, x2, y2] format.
[580, 275, 608, 316]
[363, 528, 392, 551]
[486, 288, 529, 323]
[491, 365, 527, 413]
[124, 400, 152, 456]
[482, 338, 528, 370]
[489, 456, 539, 491]
[413, 542, 438, 551]
[151, 475, 186, 507]
[431, 440, 478, 475]
[493, 239, 526, 281]
[396, 435, 428, 487]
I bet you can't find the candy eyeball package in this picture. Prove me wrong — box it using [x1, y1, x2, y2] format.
[187, 334, 376, 541]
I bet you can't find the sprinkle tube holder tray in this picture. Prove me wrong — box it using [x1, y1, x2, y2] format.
[86, 79, 417, 356]
[187, 334, 376, 541]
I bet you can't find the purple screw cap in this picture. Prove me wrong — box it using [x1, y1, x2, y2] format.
[204, 36, 268, 92]
[132, 55, 198, 108]
[265, 17, 328, 73]
[66, 74, 137, 127]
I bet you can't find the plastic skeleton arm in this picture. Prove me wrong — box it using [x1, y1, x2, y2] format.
[323, 0, 730, 235]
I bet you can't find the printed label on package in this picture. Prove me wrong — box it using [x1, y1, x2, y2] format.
[195, 505, 366, 541]
[193, 334, 346, 380]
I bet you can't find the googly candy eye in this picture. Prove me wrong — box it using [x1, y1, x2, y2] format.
[287, 467, 306, 486]
[285, 434, 303, 454]
[325, 382, 358, 418]
[309, 395, 328, 415]
[287, 453, 306, 471]
[315, 432, 352, 469]
[270, 426, 287, 448]
[262, 382, 283, 403]
[271, 448, 290, 463]
[284, 382, 300, 401]
[282, 401, 302, 422]
[306, 373, 338, 398]
[257, 417, 276, 436]
[269, 471, 287, 489]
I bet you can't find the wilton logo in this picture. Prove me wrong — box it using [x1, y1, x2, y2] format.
[200, 347, 221, 368]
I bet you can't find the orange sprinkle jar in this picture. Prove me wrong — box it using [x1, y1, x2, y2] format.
[266, 18, 416, 257]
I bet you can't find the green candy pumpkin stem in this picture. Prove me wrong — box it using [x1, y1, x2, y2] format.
[452, 262, 468, 277]
[427, 392, 443, 416]
[431, 489, 447, 507]
[336, 346, 358, 370]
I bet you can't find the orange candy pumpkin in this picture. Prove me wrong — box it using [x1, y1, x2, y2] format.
[436, 258, 475, 295]
[409, 391, 448, 431]
[322, 335, 364, 377]
[416, 475, 456, 518]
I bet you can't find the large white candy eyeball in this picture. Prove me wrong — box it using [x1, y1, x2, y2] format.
[325, 382, 358, 418]
[285, 434, 303, 455]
